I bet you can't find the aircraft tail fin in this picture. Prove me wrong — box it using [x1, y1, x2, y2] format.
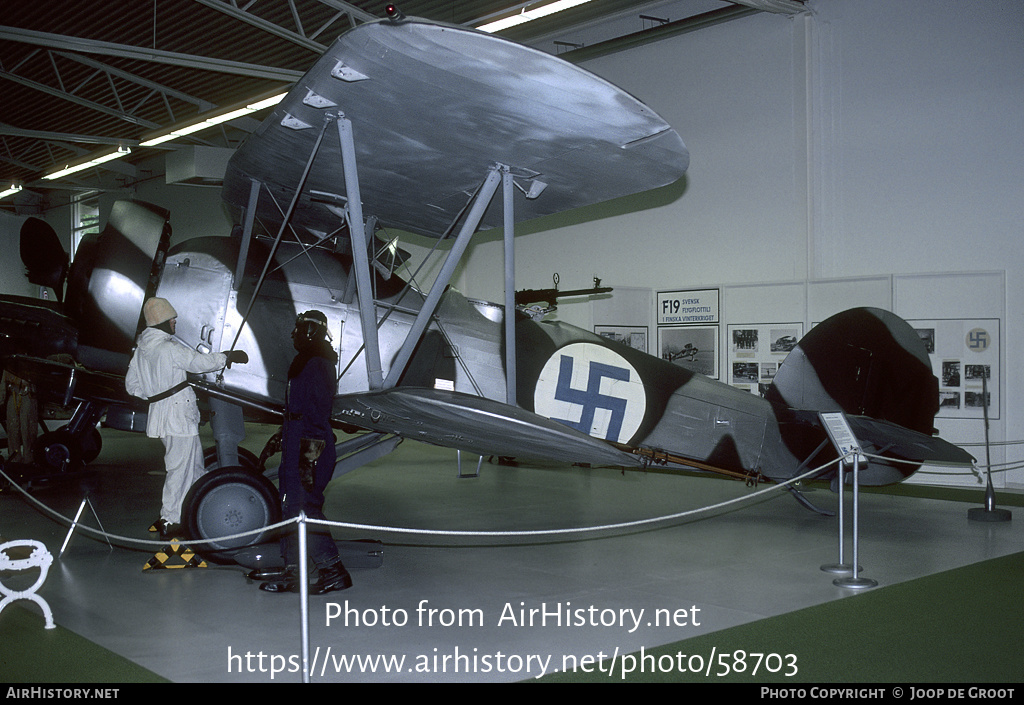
[767, 308, 938, 432]
[765, 308, 973, 483]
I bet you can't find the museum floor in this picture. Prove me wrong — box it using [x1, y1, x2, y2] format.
[1, 424, 1021, 683]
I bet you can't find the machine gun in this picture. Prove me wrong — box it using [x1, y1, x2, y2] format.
[515, 275, 613, 314]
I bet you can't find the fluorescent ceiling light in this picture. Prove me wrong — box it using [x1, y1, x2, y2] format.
[39, 91, 287, 181]
[477, 0, 594, 33]
[43, 149, 131, 181]
[139, 92, 287, 148]
[0, 183, 23, 200]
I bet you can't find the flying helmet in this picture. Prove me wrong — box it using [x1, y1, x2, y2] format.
[292, 309, 330, 347]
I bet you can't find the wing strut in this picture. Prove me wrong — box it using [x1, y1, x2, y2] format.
[336, 115, 384, 390]
[228, 115, 334, 355]
[381, 166, 504, 389]
[233, 178, 260, 289]
[502, 169, 516, 406]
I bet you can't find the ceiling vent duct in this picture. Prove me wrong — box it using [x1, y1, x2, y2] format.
[166, 146, 234, 186]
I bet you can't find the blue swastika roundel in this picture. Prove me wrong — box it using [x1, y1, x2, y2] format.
[966, 328, 990, 353]
[534, 343, 647, 444]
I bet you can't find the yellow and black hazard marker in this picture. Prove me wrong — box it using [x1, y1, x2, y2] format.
[143, 539, 207, 571]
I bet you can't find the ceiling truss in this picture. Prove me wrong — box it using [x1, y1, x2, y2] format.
[0, 1, 805, 203]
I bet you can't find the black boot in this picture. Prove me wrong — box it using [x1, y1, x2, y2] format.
[259, 565, 299, 593]
[311, 560, 352, 594]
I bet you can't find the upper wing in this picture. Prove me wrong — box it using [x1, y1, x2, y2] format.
[222, 17, 689, 239]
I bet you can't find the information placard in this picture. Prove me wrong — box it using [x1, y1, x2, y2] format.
[818, 411, 867, 466]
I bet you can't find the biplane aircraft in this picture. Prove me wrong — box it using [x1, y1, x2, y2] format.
[2, 10, 973, 558]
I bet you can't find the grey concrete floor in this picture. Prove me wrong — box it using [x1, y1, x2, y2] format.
[1, 424, 1021, 682]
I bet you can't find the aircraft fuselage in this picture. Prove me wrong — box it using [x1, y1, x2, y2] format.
[155, 234, 807, 482]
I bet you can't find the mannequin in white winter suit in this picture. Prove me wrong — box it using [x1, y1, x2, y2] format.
[125, 298, 247, 536]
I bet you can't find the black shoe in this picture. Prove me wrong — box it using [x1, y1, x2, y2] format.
[311, 561, 352, 594]
[259, 566, 299, 593]
[247, 567, 288, 581]
[259, 578, 297, 593]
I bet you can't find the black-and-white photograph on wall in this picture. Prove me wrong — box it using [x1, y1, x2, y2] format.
[726, 322, 804, 394]
[658, 325, 718, 378]
[594, 325, 648, 353]
[912, 318, 1000, 419]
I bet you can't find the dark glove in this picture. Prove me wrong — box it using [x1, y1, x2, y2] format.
[299, 438, 326, 492]
[224, 350, 249, 367]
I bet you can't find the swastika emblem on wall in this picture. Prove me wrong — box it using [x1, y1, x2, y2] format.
[534, 342, 646, 444]
[966, 328, 990, 353]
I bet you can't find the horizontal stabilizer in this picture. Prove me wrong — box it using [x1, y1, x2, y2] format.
[847, 415, 975, 467]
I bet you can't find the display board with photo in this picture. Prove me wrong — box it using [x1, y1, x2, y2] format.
[594, 325, 648, 353]
[657, 325, 719, 379]
[911, 318, 1000, 419]
[726, 322, 804, 395]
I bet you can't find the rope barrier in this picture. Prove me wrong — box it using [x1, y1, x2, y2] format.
[0, 443, 998, 553]
[0, 447, 998, 687]
[0, 456, 844, 551]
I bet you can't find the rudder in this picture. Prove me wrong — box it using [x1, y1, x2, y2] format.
[767, 307, 939, 434]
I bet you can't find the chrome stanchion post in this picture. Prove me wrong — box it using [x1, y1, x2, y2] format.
[821, 461, 851, 575]
[299, 512, 311, 683]
[60, 497, 89, 558]
[834, 453, 877, 589]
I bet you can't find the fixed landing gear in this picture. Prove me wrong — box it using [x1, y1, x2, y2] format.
[28, 400, 106, 476]
[181, 465, 281, 564]
[33, 425, 103, 473]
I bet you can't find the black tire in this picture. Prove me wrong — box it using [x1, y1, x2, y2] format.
[31, 425, 102, 471]
[202, 445, 260, 473]
[182, 467, 280, 564]
[33, 429, 80, 472]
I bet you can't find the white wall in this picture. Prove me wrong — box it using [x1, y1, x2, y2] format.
[454, 0, 1024, 486]
[461, 9, 810, 300]
[810, 0, 1024, 280]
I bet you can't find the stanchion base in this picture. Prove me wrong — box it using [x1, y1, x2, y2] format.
[820, 563, 862, 574]
[833, 576, 877, 590]
[968, 507, 1012, 522]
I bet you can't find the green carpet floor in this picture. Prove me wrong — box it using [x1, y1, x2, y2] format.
[0, 605, 168, 683]
[542, 549, 1024, 683]
[3, 549, 1020, 684]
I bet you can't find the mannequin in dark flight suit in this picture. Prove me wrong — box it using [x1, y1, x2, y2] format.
[261, 310, 351, 594]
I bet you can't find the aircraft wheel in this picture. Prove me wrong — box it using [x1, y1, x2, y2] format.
[33, 429, 80, 472]
[203, 445, 260, 473]
[32, 426, 102, 472]
[182, 467, 280, 564]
